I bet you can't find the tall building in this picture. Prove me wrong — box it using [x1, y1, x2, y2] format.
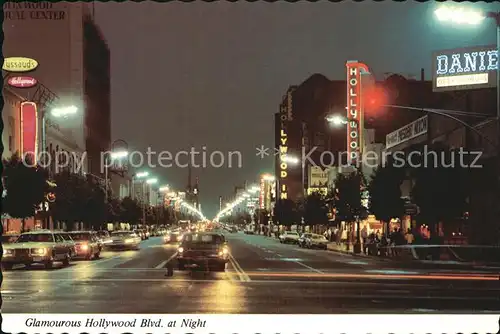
[3, 2, 111, 177]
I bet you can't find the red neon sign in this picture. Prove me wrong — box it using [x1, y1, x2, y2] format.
[346, 61, 369, 165]
[20, 101, 38, 164]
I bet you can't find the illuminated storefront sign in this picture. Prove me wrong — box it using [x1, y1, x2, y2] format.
[3, 57, 39, 72]
[20, 101, 39, 164]
[433, 45, 498, 92]
[259, 176, 265, 209]
[346, 60, 369, 165]
[7, 76, 37, 88]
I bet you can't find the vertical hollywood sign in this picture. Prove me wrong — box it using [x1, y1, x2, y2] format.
[20, 101, 38, 164]
[346, 61, 369, 165]
[279, 105, 289, 200]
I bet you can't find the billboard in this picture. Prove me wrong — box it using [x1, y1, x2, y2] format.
[385, 116, 428, 149]
[346, 61, 370, 165]
[20, 101, 39, 164]
[432, 45, 498, 92]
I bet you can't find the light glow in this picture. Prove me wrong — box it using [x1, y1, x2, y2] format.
[110, 150, 129, 159]
[51, 105, 78, 118]
[136, 171, 149, 178]
[146, 178, 158, 184]
[434, 6, 485, 25]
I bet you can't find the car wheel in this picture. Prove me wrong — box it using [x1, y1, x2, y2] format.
[165, 265, 174, 277]
[44, 260, 53, 269]
[62, 253, 71, 266]
[85, 253, 92, 261]
[2, 263, 14, 270]
[94, 251, 100, 259]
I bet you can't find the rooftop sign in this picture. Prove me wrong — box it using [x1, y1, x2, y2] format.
[432, 45, 498, 92]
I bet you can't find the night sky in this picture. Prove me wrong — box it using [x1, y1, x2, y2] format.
[94, 2, 498, 218]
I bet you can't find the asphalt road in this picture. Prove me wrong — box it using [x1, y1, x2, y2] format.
[1, 230, 499, 313]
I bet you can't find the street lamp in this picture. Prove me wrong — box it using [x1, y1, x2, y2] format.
[325, 114, 348, 126]
[104, 147, 129, 203]
[434, 5, 500, 150]
[41, 105, 79, 172]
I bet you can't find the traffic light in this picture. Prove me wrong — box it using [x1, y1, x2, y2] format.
[364, 86, 388, 110]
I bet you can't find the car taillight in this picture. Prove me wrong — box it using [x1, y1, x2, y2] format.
[80, 244, 89, 251]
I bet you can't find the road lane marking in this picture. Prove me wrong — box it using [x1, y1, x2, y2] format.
[229, 254, 251, 282]
[228, 256, 245, 282]
[294, 261, 324, 274]
[155, 252, 178, 269]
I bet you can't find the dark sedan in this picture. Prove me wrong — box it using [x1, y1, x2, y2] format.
[174, 232, 229, 273]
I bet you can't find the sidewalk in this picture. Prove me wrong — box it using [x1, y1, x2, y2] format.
[326, 242, 370, 257]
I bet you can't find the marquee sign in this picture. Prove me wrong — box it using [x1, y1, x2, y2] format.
[346, 61, 369, 165]
[259, 176, 265, 209]
[20, 101, 39, 164]
[276, 88, 295, 200]
[432, 45, 498, 92]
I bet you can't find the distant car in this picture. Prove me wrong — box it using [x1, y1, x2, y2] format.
[298, 233, 313, 247]
[108, 231, 141, 250]
[279, 231, 300, 244]
[2, 230, 72, 269]
[164, 232, 183, 244]
[175, 232, 229, 273]
[68, 231, 102, 260]
[305, 234, 329, 249]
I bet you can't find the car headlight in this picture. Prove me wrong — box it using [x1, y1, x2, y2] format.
[80, 244, 89, 251]
[3, 249, 13, 256]
[125, 238, 134, 243]
[178, 247, 184, 253]
[31, 248, 47, 255]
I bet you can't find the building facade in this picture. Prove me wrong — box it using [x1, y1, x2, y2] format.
[3, 2, 111, 177]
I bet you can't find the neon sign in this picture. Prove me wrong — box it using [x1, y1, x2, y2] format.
[433, 45, 498, 92]
[20, 101, 38, 164]
[346, 61, 369, 165]
[259, 176, 265, 209]
[277, 89, 294, 200]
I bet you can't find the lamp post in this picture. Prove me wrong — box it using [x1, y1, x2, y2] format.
[144, 177, 158, 226]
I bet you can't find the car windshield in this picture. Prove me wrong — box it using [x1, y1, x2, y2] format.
[183, 234, 223, 244]
[60, 234, 74, 241]
[16, 233, 54, 243]
[2, 235, 19, 243]
[70, 233, 91, 241]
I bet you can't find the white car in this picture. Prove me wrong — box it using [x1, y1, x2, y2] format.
[279, 231, 300, 244]
[304, 234, 329, 249]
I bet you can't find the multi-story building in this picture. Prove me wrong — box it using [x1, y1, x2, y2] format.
[3, 2, 111, 177]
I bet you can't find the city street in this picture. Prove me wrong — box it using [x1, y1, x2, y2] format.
[2, 231, 499, 314]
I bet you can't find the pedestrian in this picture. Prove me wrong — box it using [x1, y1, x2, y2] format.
[361, 226, 368, 254]
[405, 228, 414, 245]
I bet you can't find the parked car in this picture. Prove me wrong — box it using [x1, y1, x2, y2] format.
[96, 230, 112, 245]
[298, 233, 313, 247]
[2, 230, 72, 269]
[304, 234, 329, 249]
[68, 231, 102, 260]
[279, 231, 300, 244]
